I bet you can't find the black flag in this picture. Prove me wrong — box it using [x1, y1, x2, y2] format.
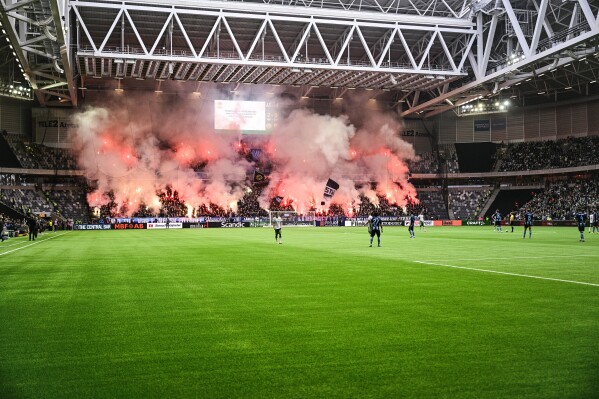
[323, 178, 340, 198]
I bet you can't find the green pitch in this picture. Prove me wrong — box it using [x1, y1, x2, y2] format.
[1, 226, 598, 399]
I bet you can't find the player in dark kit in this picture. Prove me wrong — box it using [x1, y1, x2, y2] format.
[493, 209, 502, 232]
[574, 210, 587, 242]
[368, 212, 383, 247]
[522, 209, 533, 239]
[408, 214, 416, 238]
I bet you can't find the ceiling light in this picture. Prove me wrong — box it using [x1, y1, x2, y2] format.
[564, 86, 572, 90]
[114, 59, 124, 64]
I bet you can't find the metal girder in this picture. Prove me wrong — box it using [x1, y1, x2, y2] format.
[0, 0, 76, 106]
[402, 0, 599, 117]
[71, 0, 475, 86]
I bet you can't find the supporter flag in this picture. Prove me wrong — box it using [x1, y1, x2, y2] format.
[250, 148, 262, 162]
[253, 170, 266, 184]
[323, 178, 340, 199]
[274, 196, 284, 204]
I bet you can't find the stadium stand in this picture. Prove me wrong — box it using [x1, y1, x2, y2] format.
[409, 145, 459, 174]
[2, 131, 78, 170]
[45, 187, 89, 222]
[484, 187, 542, 220]
[520, 180, 599, 220]
[499, 136, 599, 171]
[414, 189, 448, 219]
[448, 186, 493, 220]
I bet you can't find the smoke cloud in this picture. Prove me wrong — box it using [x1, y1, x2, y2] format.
[71, 88, 418, 216]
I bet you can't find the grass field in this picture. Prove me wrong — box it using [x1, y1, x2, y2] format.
[1, 225, 598, 399]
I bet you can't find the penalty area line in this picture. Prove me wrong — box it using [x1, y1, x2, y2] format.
[0, 232, 69, 256]
[413, 260, 599, 287]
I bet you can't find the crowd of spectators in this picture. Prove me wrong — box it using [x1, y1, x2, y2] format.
[449, 187, 492, 220]
[46, 189, 89, 222]
[520, 179, 599, 220]
[0, 212, 25, 237]
[499, 136, 599, 172]
[409, 145, 460, 174]
[0, 186, 53, 215]
[3, 132, 78, 170]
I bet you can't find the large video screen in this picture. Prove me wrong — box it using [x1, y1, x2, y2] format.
[214, 100, 266, 134]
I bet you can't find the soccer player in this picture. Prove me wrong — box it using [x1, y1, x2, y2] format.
[522, 208, 533, 239]
[418, 212, 426, 232]
[509, 211, 516, 233]
[273, 215, 283, 244]
[594, 210, 599, 234]
[408, 213, 416, 238]
[589, 210, 595, 234]
[369, 212, 383, 247]
[493, 209, 502, 232]
[574, 210, 587, 242]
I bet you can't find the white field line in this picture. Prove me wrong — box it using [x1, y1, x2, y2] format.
[413, 260, 599, 287]
[425, 254, 599, 262]
[0, 232, 69, 256]
[0, 239, 30, 248]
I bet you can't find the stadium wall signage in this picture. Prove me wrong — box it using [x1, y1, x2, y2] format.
[464, 221, 485, 226]
[112, 223, 147, 230]
[441, 220, 462, 226]
[403, 220, 435, 227]
[147, 222, 183, 229]
[202, 221, 251, 228]
[401, 129, 430, 137]
[73, 224, 112, 230]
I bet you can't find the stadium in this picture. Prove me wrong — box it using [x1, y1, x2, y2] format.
[1, 0, 598, 398]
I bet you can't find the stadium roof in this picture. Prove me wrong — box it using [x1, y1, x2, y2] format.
[1, 0, 599, 117]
